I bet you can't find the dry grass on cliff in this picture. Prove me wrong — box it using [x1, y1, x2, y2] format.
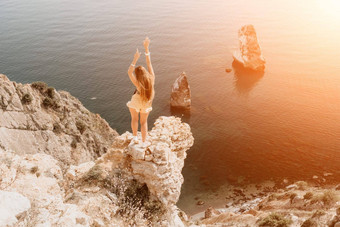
[21, 93, 32, 104]
[105, 175, 167, 225]
[310, 190, 339, 206]
[258, 212, 292, 227]
[79, 167, 167, 226]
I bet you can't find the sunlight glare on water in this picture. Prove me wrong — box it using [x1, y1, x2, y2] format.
[0, 0, 339, 214]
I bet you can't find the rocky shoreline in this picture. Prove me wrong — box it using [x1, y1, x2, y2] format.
[1, 74, 339, 227]
[190, 181, 339, 226]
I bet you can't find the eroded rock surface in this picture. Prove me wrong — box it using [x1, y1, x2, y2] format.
[97, 116, 194, 206]
[80, 116, 194, 225]
[0, 190, 31, 226]
[196, 182, 340, 227]
[0, 74, 118, 167]
[0, 75, 195, 226]
[233, 25, 266, 71]
[0, 149, 92, 226]
[0, 114, 193, 226]
[170, 72, 191, 109]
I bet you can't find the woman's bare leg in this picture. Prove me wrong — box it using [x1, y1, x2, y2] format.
[129, 108, 139, 136]
[140, 112, 149, 142]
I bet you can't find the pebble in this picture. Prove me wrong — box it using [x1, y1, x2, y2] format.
[286, 184, 298, 190]
[290, 214, 299, 222]
[225, 68, 232, 73]
[197, 200, 204, 205]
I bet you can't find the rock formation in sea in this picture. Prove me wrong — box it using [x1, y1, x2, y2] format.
[170, 72, 191, 110]
[233, 24, 266, 71]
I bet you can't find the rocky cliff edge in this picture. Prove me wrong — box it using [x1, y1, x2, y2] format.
[0, 74, 194, 226]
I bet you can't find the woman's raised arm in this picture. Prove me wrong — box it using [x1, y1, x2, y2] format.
[127, 48, 140, 87]
[143, 37, 155, 77]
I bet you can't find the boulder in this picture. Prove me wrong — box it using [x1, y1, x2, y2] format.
[0, 191, 31, 226]
[204, 206, 221, 219]
[233, 25, 265, 71]
[170, 72, 191, 109]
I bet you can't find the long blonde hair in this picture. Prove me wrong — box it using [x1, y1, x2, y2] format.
[134, 66, 154, 102]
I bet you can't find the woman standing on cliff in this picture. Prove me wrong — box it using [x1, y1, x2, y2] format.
[127, 37, 155, 146]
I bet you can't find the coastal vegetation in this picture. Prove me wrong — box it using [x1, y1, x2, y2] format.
[258, 213, 292, 227]
[21, 93, 32, 104]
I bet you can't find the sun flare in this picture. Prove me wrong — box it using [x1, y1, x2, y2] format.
[316, 0, 340, 19]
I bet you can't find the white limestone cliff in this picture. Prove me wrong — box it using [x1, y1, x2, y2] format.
[0, 74, 118, 168]
[0, 74, 194, 226]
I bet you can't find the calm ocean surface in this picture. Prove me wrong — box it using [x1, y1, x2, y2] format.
[1, 0, 340, 213]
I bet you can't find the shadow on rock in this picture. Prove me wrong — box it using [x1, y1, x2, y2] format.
[232, 60, 264, 94]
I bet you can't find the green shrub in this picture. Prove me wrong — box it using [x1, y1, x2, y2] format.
[310, 190, 338, 206]
[53, 123, 62, 134]
[321, 190, 337, 206]
[143, 199, 165, 220]
[30, 166, 38, 174]
[31, 81, 47, 93]
[82, 165, 103, 182]
[71, 138, 77, 148]
[21, 93, 32, 104]
[258, 213, 292, 227]
[76, 120, 86, 134]
[42, 97, 55, 108]
[46, 87, 55, 98]
[118, 179, 166, 222]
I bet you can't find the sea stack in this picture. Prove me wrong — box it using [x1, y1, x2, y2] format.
[233, 25, 266, 71]
[170, 72, 191, 109]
